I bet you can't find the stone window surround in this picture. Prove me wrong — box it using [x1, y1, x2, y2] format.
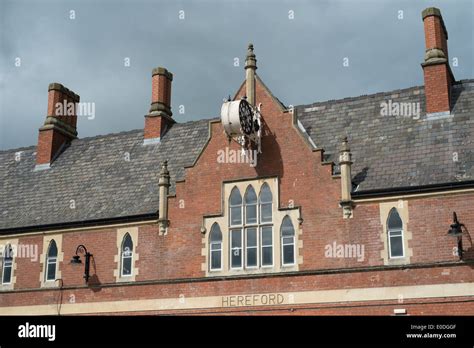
[114, 227, 139, 282]
[201, 177, 303, 277]
[0, 237, 19, 291]
[39, 234, 64, 288]
[379, 200, 412, 265]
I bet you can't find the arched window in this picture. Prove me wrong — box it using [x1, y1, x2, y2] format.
[259, 183, 272, 223]
[209, 223, 223, 271]
[244, 186, 257, 224]
[281, 216, 295, 266]
[121, 233, 133, 276]
[387, 208, 404, 258]
[45, 240, 58, 281]
[244, 186, 258, 268]
[229, 187, 242, 226]
[2, 244, 13, 284]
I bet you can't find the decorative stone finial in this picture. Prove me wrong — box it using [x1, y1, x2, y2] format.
[160, 160, 169, 176]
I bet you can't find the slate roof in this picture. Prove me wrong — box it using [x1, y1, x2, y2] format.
[0, 119, 211, 231]
[297, 79, 474, 192]
[1, 79, 473, 231]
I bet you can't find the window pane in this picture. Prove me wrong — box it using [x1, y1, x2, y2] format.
[246, 248, 257, 267]
[246, 205, 257, 224]
[261, 226, 272, 246]
[231, 230, 242, 248]
[260, 203, 272, 223]
[123, 247, 132, 257]
[210, 224, 222, 242]
[231, 230, 242, 268]
[388, 209, 403, 230]
[46, 261, 56, 280]
[48, 241, 58, 257]
[244, 186, 257, 204]
[122, 256, 132, 275]
[246, 228, 257, 247]
[2, 265, 12, 283]
[262, 246, 273, 266]
[231, 248, 242, 268]
[211, 250, 221, 270]
[230, 187, 242, 205]
[283, 244, 294, 265]
[122, 234, 133, 252]
[281, 216, 295, 236]
[230, 207, 242, 225]
[390, 236, 404, 257]
[260, 184, 272, 203]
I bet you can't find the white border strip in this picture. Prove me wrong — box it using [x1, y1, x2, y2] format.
[0, 282, 472, 315]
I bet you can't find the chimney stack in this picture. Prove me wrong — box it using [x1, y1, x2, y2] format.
[245, 43, 257, 106]
[35, 83, 80, 169]
[421, 7, 454, 115]
[144, 67, 175, 145]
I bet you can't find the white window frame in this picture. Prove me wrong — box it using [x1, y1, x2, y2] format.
[259, 184, 273, 224]
[2, 245, 13, 285]
[210, 241, 223, 271]
[229, 187, 243, 227]
[281, 218, 296, 267]
[245, 227, 259, 269]
[120, 235, 134, 277]
[387, 209, 405, 259]
[388, 228, 405, 259]
[45, 242, 57, 282]
[260, 226, 274, 268]
[230, 228, 243, 270]
[209, 224, 223, 272]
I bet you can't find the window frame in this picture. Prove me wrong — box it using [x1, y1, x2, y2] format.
[387, 209, 405, 259]
[281, 216, 296, 267]
[259, 183, 273, 224]
[2, 245, 13, 285]
[230, 228, 244, 270]
[260, 225, 274, 268]
[45, 240, 58, 282]
[245, 227, 259, 269]
[209, 223, 223, 271]
[229, 187, 243, 227]
[120, 233, 134, 277]
[205, 179, 300, 276]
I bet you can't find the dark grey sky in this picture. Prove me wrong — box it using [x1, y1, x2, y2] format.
[1, 0, 473, 150]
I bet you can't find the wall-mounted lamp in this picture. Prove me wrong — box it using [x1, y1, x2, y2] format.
[447, 212, 465, 260]
[70, 244, 93, 283]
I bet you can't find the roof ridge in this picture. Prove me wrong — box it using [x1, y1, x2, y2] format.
[300, 79, 474, 108]
[299, 84, 425, 108]
[0, 117, 219, 153]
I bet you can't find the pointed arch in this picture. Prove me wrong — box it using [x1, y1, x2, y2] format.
[244, 185, 257, 224]
[259, 183, 273, 223]
[121, 233, 134, 276]
[229, 186, 243, 226]
[281, 216, 295, 265]
[45, 240, 58, 281]
[2, 244, 13, 284]
[209, 223, 223, 271]
[387, 208, 404, 258]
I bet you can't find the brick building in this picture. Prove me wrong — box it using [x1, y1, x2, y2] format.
[0, 7, 473, 315]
